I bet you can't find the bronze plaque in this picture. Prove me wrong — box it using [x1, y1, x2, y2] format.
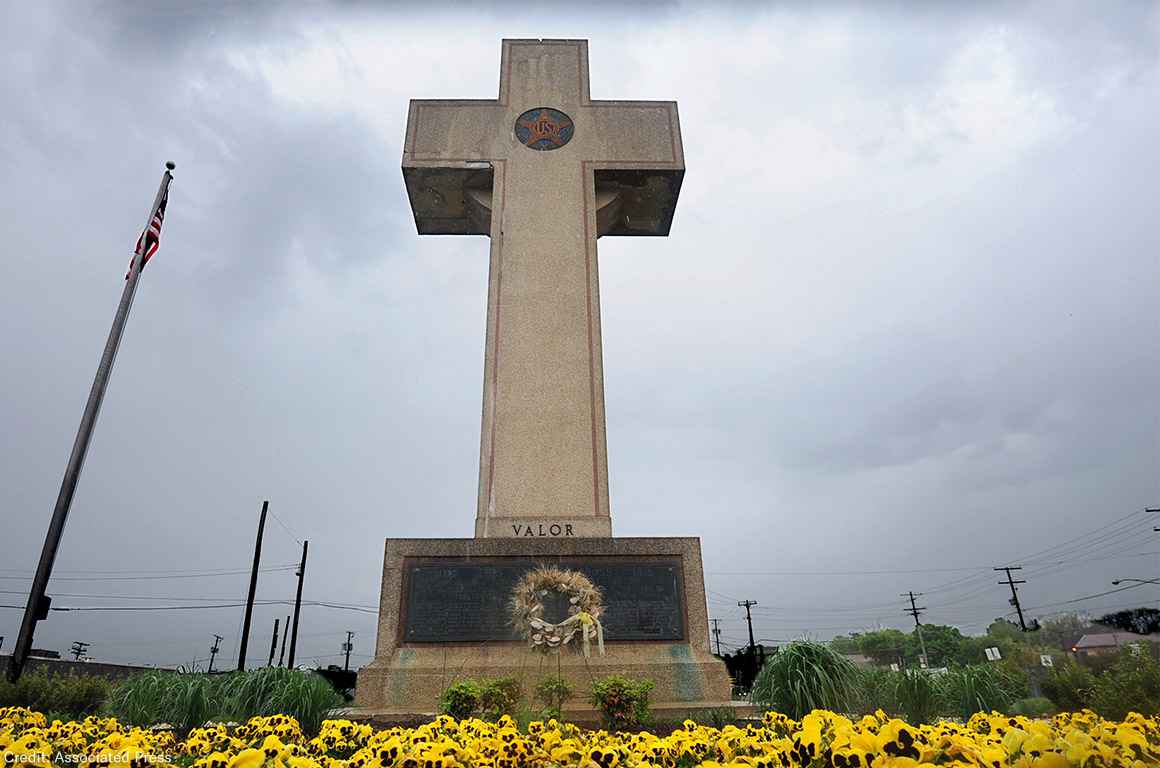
[401, 557, 685, 643]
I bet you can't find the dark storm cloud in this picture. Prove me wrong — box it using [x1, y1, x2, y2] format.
[2, 0, 1159, 666]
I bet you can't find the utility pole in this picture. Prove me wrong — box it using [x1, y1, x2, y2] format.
[342, 631, 354, 672]
[69, 641, 89, 661]
[995, 566, 1029, 631]
[267, 619, 280, 667]
[902, 592, 928, 667]
[277, 615, 289, 667]
[737, 600, 758, 656]
[710, 619, 723, 656]
[237, 500, 268, 671]
[287, 540, 308, 669]
[207, 634, 223, 673]
[6, 164, 175, 684]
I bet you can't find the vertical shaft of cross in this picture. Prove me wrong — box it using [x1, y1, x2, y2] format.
[402, 39, 683, 539]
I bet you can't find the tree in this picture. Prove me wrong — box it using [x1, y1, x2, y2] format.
[854, 629, 909, 666]
[828, 634, 862, 655]
[907, 624, 965, 667]
[1036, 614, 1093, 650]
[986, 619, 1025, 643]
[1096, 608, 1160, 635]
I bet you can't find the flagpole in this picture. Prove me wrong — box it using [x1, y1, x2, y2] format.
[5, 162, 175, 683]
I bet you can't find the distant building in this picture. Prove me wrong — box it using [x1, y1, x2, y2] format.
[1071, 632, 1160, 658]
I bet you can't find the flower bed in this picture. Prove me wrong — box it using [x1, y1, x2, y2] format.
[2, 706, 1157, 768]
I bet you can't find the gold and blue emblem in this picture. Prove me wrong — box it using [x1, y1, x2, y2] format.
[514, 107, 574, 151]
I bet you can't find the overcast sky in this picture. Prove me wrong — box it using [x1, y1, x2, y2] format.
[2, 2, 1159, 668]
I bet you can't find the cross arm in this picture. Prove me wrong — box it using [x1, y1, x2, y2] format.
[586, 100, 684, 237]
[402, 99, 507, 235]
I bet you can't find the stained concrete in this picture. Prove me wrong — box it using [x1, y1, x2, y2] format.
[354, 538, 732, 713]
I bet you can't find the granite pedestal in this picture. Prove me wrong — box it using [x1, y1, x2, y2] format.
[354, 537, 732, 716]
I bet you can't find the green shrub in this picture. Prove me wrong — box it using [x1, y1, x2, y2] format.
[591, 675, 654, 731]
[439, 680, 481, 720]
[478, 677, 522, 721]
[0, 672, 111, 717]
[1042, 660, 1096, 712]
[939, 665, 1022, 721]
[1088, 647, 1160, 719]
[1009, 697, 1056, 717]
[750, 641, 859, 719]
[534, 676, 574, 720]
[108, 668, 341, 734]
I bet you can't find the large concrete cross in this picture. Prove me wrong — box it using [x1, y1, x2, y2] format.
[403, 39, 684, 539]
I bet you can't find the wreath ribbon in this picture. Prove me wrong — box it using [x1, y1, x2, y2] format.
[528, 612, 605, 656]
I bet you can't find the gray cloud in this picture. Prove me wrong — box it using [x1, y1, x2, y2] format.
[2, 1, 1159, 666]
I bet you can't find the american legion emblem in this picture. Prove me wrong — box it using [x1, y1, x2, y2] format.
[514, 107, 574, 151]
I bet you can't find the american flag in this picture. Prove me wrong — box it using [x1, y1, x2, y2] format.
[125, 186, 168, 279]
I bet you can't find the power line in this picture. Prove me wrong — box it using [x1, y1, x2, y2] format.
[266, 508, 303, 546]
[0, 564, 298, 576]
[0, 600, 376, 614]
[0, 566, 297, 582]
[1021, 580, 1153, 612]
[711, 549, 1160, 580]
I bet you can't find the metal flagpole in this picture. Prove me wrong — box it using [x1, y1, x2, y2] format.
[5, 162, 175, 683]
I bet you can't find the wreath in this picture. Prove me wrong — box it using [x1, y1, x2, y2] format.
[510, 566, 605, 656]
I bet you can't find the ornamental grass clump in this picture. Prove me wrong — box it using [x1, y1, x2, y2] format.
[108, 668, 341, 735]
[750, 641, 859, 719]
[891, 669, 941, 725]
[939, 664, 1023, 721]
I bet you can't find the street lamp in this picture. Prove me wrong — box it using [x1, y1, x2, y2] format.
[1111, 577, 1160, 586]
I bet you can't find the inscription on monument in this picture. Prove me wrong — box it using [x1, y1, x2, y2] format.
[402, 557, 685, 643]
[511, 522, 574, 537]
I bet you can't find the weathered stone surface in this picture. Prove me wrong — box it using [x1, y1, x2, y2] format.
[403, 39, 683, 538]
[354, 537, 731, 712]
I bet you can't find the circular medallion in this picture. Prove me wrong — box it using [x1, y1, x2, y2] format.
[514, 107, 574, 151]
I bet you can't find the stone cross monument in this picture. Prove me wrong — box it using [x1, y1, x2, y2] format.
[402, 38, 683, 538]
[358, 39, 730, 721]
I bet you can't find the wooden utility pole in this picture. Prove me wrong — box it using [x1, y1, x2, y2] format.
[903, 591, 928, 666]
[267, 619, 280, 667]
[995, 566, 1029, 631]
[278, 615, 289, 667]
[737, 600, 758, 655]
[343, 631, 354, 671]
[287, 540, 308, 669]
[207, 634, 223, 673]
[237, 500, 268, 671]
